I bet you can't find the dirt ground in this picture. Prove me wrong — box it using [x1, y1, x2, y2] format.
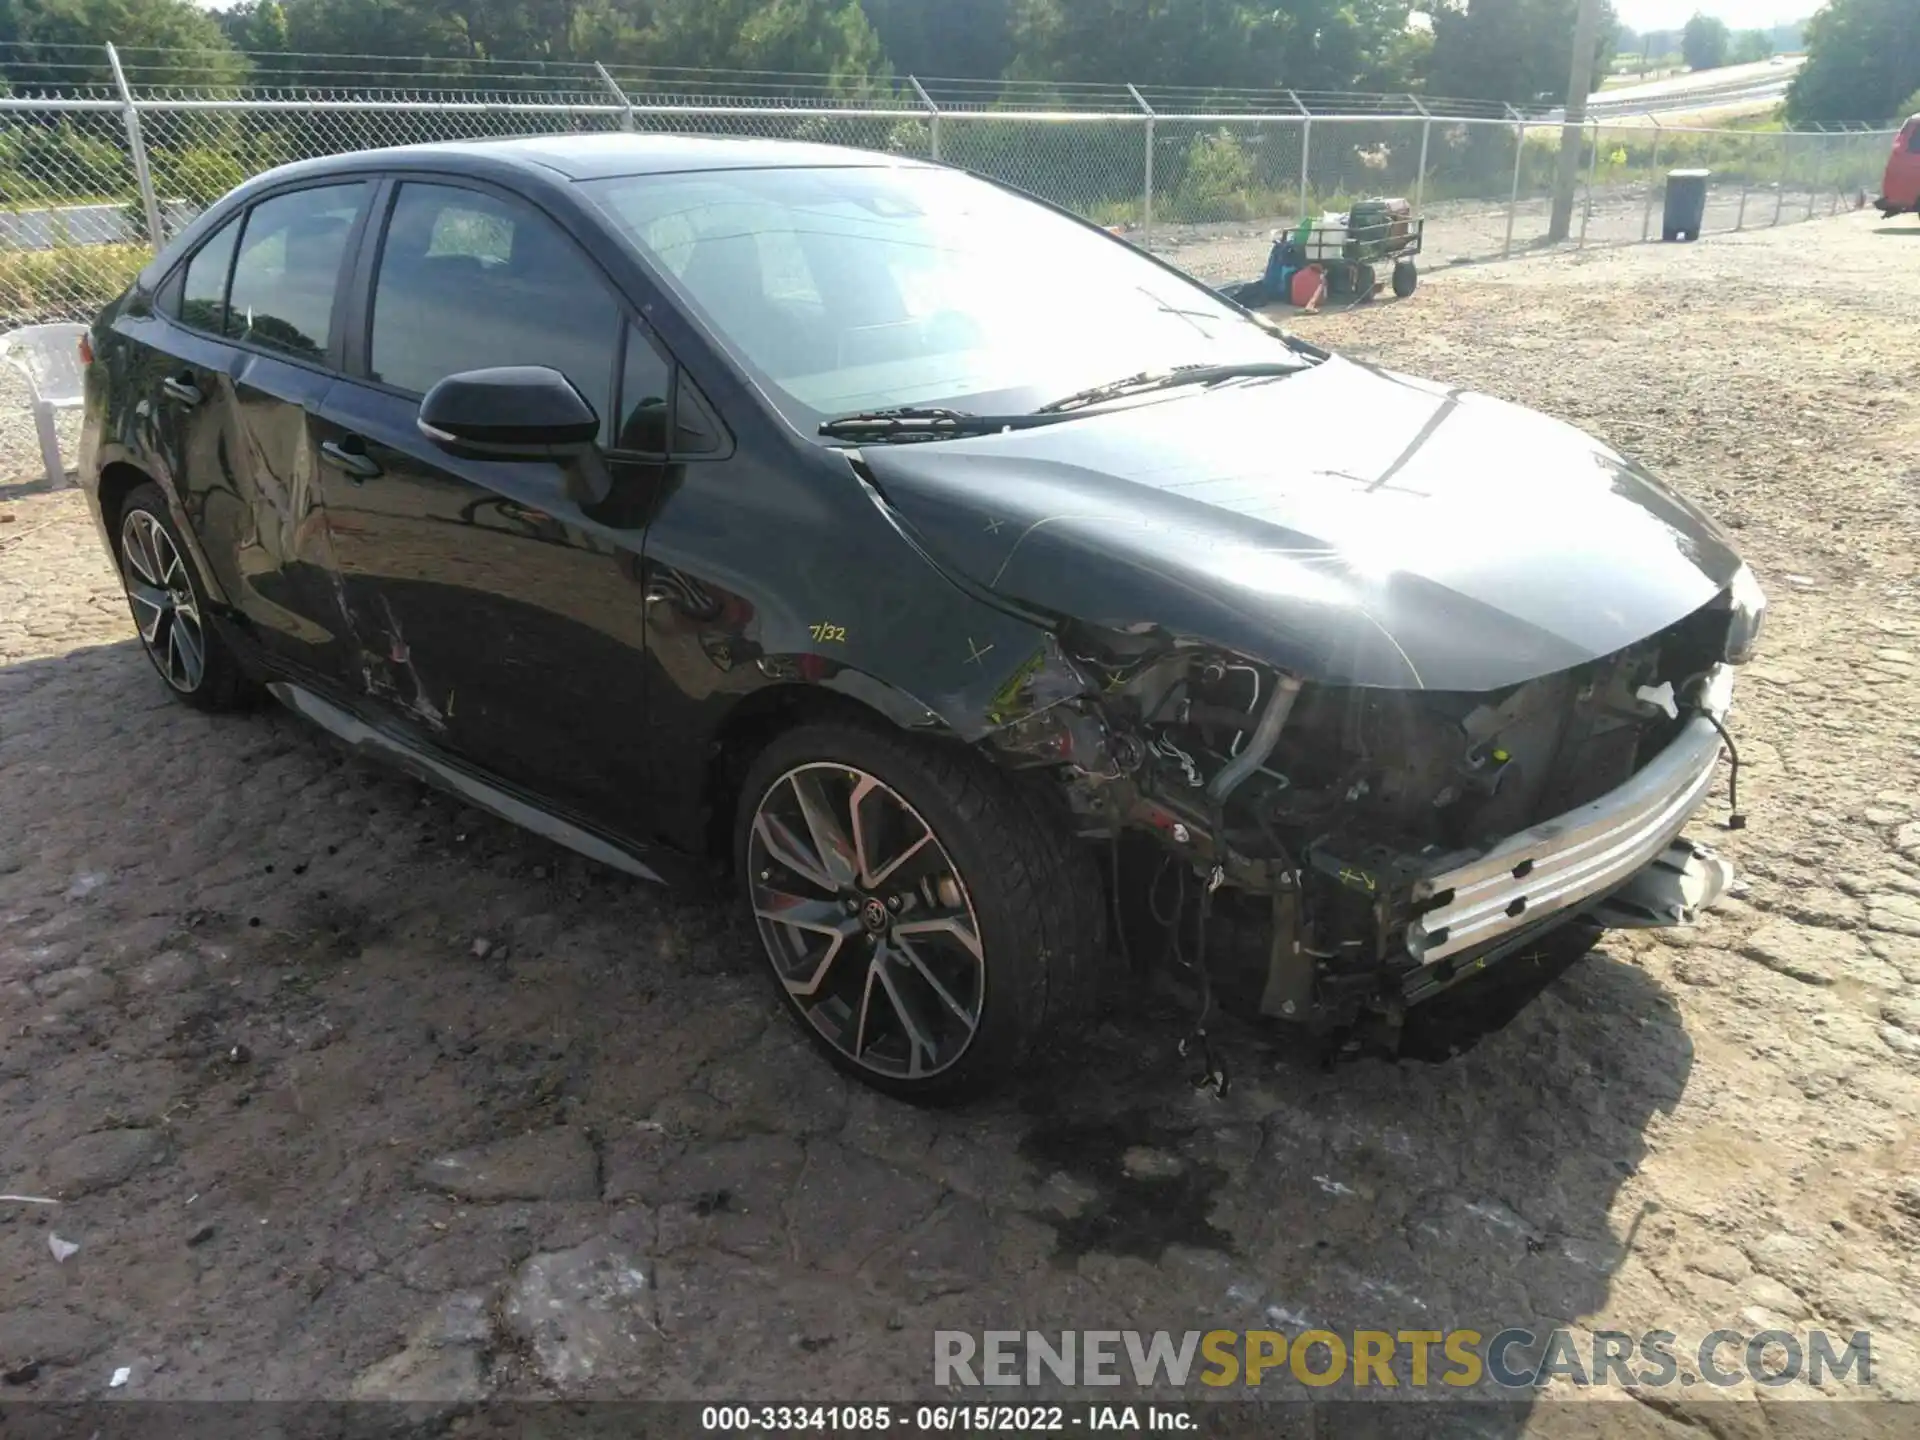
[1, 210, 1917, 1426]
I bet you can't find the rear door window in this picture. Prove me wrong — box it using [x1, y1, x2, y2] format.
[367, 182, 621, 444]
[226, 183, 369, 360]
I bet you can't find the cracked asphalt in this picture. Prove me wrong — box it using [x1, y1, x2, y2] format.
[0, 210, 1916, 1427]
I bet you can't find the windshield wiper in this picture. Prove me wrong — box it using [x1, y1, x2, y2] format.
[819, 360, 1308, 441]
[1035, 360, 1305, 415]
[818, 406, 1067, 442]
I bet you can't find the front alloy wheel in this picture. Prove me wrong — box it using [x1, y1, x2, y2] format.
[121, 506, 206, 693]
[735, 720, 1107, 1103]
[748, 763, 985, 1082]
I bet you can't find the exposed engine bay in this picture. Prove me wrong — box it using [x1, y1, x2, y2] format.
[984, 595, 1746, 1074]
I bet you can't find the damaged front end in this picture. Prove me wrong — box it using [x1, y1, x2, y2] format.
[979, 596, 1748, 1062]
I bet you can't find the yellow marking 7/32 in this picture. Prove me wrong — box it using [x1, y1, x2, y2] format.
[809, 622, 847, 643]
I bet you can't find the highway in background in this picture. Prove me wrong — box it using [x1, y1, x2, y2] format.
[1546, 55, 1805, 121]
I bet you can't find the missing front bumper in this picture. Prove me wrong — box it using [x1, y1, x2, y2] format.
[1406, 667, 1735, 966]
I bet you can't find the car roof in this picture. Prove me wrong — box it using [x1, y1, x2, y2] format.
[272, 132, 932, 184]
[146, 132, 947, 290]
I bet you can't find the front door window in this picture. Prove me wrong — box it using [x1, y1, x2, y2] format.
[368, 182, 621, 442]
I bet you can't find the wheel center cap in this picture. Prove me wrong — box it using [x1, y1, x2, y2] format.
[860, 897, 890, 934]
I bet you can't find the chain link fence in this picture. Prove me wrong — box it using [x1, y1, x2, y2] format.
[0, 44, 1902, 328]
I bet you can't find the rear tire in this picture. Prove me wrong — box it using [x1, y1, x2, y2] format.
[1391, 260, 1418, 298]
[115, 483, 252, 712]
[735, 719, 1106, 1103]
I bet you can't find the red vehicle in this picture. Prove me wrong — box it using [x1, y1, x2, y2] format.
[1878, 115, 1920, 216]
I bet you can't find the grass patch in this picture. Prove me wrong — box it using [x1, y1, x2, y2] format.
[0, 242, 148, 326]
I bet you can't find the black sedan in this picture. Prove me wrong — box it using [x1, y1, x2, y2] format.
[77, 134, 1764, 1101]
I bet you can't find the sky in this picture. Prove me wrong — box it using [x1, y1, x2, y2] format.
[1613, 0, 1812, 30]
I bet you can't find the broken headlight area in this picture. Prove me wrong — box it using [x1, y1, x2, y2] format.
[1718, 562, 1768, 666]
[983, 605, 1741, 1066]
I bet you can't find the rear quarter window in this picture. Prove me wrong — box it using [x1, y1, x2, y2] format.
[172, 215, 241, 334]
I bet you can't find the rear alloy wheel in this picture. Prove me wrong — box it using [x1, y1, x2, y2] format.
[736, 721, 1105, 1103]
[116, 483, 251, 711]
[121, 507, 205, 693]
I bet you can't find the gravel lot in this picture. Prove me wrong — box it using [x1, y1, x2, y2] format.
[1, 211, 1917, 1423]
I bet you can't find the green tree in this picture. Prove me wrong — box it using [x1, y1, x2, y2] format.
[1681, 13, 1729, 71]
[1787, 0, 1920, 124]
[271, 0, 486, 68]
[861, 0, 1015, 82]
[644, 0, 886, 80]
[1426, 0, 1616, 106]
[220, 0, 289, 55]
[1641, 29, 1679, 61]
[1729, 28, 1773, 64]
[0, 0, 248, 90]
[1006, 0, 1421, 95]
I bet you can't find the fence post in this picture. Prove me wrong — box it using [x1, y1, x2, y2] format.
[594, 62, 634, 131]
[909, 75, 940, 162]
[106, 44, 163, 249]
[1735, 134, 1752, 229]
[1408, 95, 1431, 216]
[1294, 92, 1312, 221]
[1805, 129, 1823, 220]
[1127, 84, 1154, 245]
[1579, 119, 1599, 247]
[1640, 118, 1663, 242]
[1503, 110, 1524, 258]
[1774, 131, 1791, 226]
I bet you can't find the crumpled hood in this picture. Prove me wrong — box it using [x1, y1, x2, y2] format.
[861, 356, 1743, 691]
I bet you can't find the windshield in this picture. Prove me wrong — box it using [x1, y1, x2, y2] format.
[582, 164, 1295, 432]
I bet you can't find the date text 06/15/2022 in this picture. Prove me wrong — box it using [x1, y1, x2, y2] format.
[699, 1404, 1194, 1432]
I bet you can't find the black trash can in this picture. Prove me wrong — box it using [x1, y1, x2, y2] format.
[1662, 169, 1710, 242]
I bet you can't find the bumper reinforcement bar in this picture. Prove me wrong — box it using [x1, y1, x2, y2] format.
[1406, 667, 1734, 965]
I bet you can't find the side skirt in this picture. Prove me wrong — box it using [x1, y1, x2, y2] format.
[266, 681, 667, 886]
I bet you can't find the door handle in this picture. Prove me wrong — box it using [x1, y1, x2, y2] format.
[320, 438, 381, 482]
[161, 375, 202, 407]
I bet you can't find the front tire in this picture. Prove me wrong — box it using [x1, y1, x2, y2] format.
[735, 719, 1105, 1103]
[115, 483, 251, 711]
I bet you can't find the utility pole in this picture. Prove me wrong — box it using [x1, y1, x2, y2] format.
[1548, 0, 1607, 242]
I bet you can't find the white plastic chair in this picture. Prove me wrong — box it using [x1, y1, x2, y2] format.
[0, 322, 88, 486]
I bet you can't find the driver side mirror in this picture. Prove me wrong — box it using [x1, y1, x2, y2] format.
[418, 365, 599, 458]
